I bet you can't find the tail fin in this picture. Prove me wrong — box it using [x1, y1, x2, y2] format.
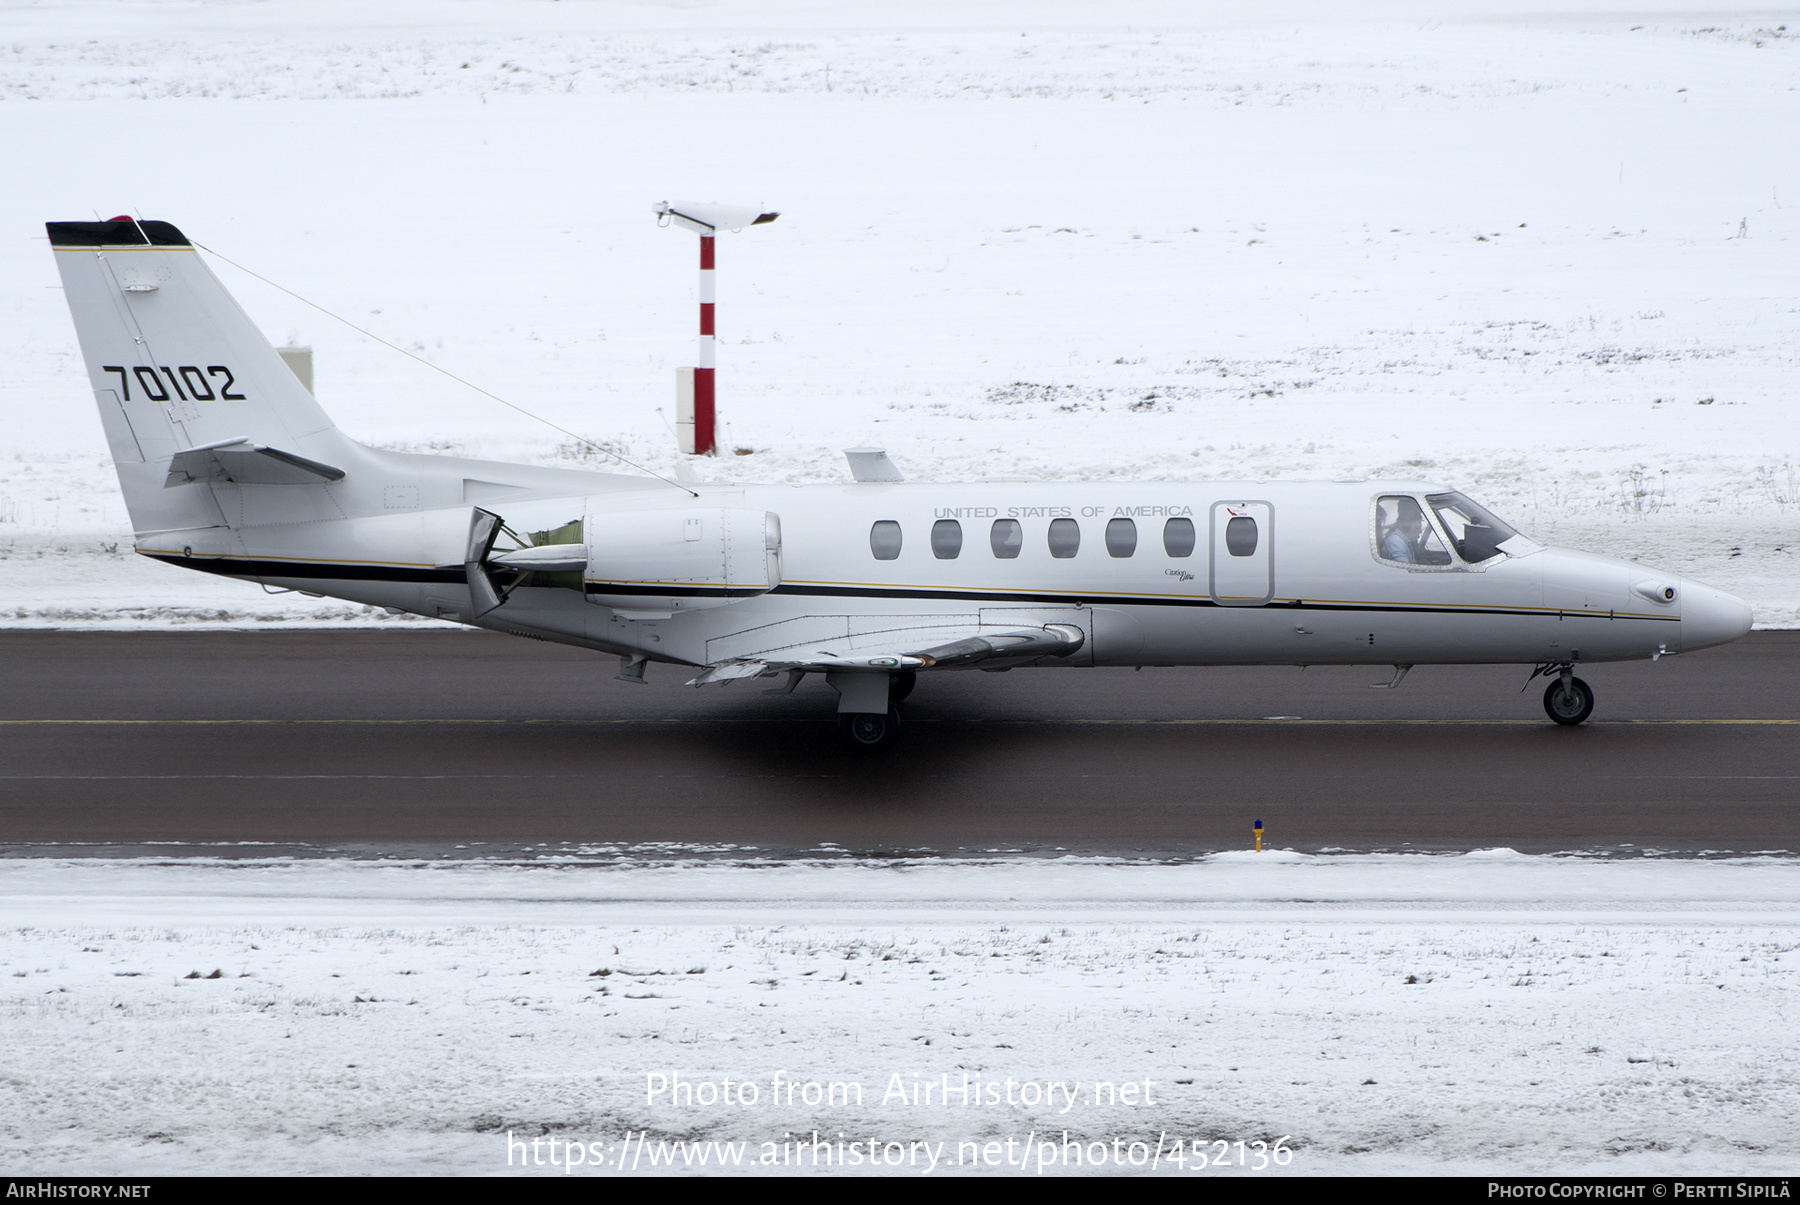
[48, 218, 348, 537]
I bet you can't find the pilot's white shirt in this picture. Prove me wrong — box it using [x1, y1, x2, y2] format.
[1382, 527, 1415, 562]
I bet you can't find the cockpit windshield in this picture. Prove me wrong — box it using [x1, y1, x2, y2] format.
[1426, 492, 1522, 564]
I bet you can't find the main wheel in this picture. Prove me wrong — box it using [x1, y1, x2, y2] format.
[888, 670, 917, 703]
[1543, 676, 1594, 726]
[838, 707, 902, 753]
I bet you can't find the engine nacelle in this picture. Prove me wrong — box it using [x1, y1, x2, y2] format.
[584, 507, 780, 614]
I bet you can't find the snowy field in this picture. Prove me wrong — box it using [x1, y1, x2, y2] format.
[4, 4, 1798, 1178]
[2, 852, 1797, 1176]
[2, 0, 1797, 626]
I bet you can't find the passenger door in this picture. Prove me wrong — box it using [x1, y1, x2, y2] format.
[1209, 500, 1273, 606]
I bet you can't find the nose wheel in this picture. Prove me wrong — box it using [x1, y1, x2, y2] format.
[1542, 673, 1594, 725]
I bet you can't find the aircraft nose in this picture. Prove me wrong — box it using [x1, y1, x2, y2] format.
[1679, 580, 1753, 652]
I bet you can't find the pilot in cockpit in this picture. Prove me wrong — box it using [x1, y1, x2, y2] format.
[1381, 497, 1428, 563]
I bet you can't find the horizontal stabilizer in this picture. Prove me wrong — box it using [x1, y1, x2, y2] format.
[165, 438, 345, 487]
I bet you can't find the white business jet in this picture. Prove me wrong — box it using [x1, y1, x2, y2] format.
[48, 215, 1753, 751]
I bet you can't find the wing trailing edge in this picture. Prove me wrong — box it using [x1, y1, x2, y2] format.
[685, 623, 1085, 686]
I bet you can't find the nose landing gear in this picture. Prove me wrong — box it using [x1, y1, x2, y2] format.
[1539, 665, 1594, 726]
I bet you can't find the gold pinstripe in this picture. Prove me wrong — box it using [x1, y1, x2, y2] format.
[778, 578, 1677, 620]
[138, 558, 1678, 624]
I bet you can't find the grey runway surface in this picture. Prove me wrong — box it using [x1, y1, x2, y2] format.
[1, 629, 1795, 858]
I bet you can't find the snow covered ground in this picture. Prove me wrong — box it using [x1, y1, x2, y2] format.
[2, 0, 1797, 626]
[4, 9, 1797, 1175]
[2, 852, 1797, 1176]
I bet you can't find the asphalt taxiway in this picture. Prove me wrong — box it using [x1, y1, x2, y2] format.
[1, 630, 1794, 857]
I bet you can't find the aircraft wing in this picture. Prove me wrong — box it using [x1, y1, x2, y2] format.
[685, 622, 1085, 686]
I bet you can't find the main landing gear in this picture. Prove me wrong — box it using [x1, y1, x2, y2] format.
[1539, 665, 1595, 726]
[837, 706, 902, 753]
[834, 672, 916, 753]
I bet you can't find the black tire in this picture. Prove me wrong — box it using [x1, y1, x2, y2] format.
[888, 670, 917, 703]
[1543, 676, 1594, 726]
[838, 707, 901, 753]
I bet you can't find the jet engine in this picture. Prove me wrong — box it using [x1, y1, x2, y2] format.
[582, 507, 781, 615]
[465, 505, 781, 618]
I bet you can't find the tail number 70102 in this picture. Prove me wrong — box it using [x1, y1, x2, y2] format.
[102, 364, 244, 403]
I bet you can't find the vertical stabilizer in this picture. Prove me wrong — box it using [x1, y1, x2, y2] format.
[48, 218, 346, 536]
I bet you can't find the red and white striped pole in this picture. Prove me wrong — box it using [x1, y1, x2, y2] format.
[653, 201, 779, 458]
[695, 234, 716, 456]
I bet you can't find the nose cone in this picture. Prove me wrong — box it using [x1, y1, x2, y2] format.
[1679, 580, 1753, 652]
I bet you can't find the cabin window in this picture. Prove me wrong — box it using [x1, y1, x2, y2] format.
[1105, 517, 1137, 558]
[931, 519, 963, 559]
[1427, 491, 1518, 564]
[1225, 516, 1259, 557]
[870, 520, 903, 561]
[1162, 517, 1195, 557]
[1375, 496, 1451, 566]
[990, 518, 1022, 559]
[1048, 517, 1081, 558]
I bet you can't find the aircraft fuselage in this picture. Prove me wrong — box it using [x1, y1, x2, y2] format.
[138, 476, 1751, 672]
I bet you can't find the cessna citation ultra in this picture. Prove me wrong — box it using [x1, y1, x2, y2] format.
[49, 217, 1754, 751]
